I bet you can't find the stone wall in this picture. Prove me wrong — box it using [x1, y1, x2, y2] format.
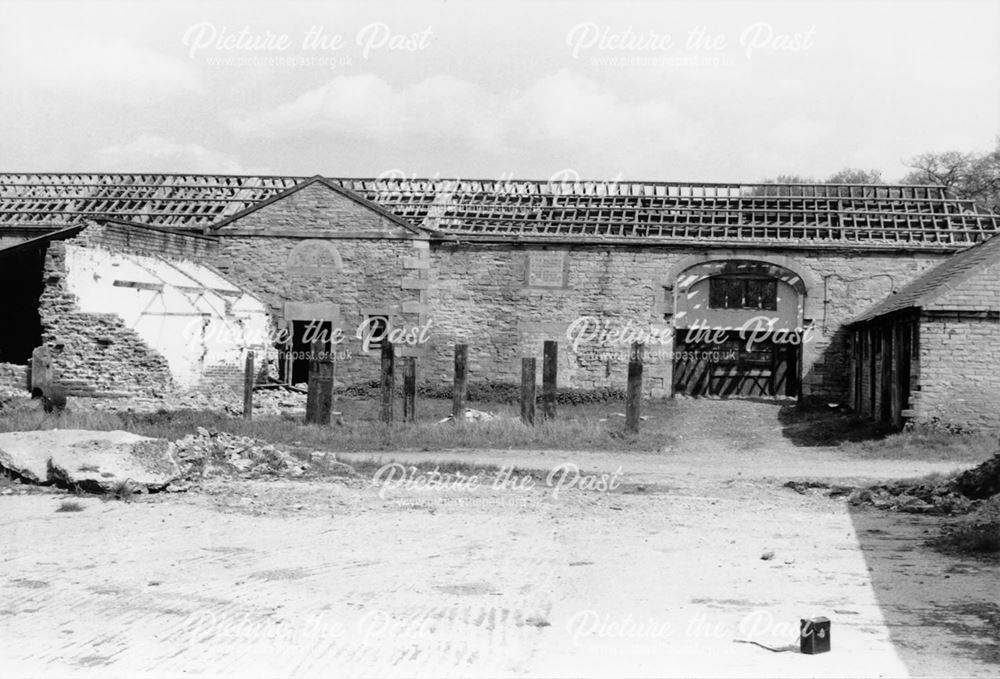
[423, 243, 952, 399]
[209, 180, 430, 388]
[213, 236, 426, 387]
[39, 242, 175, 396]
[75, 220, 218, 260]
[0, 363, 29, 392]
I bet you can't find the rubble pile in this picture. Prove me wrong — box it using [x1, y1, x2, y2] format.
[953, 453, 1000, 499]
[173, 427, 310, 481]
[252, 387, 308, 415]
[848, 452, 1000, 515]
[0, 387, 36, 413]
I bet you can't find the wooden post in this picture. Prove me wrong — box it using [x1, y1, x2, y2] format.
[452, 343, 468, 421]
[30, 346, 53, 395]
[541, 340, 557, 420]
[305, 341, 335, 425]
[520, 357, 536, 426]
[626, 342, 644, 434]
[242, 350, 255, 421]
[402, 356, 416, 423]
[380, 341, 395, 424]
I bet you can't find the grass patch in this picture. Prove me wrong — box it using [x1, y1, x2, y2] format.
[0, 395, 678, 452]
[55, 500, 84, 513]
[930, 495, 1000, 556]
[932, 522, 1000, 555]
[838, 427, 995, 463]
[103, 479, 137, 503]
[112, 399, 678, 453]
[0, 407, 122, 433]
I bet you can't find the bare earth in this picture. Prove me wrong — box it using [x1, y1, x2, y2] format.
[1, 400, 997, 678]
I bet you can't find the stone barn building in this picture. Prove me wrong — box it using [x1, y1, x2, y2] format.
[0, 173, 997, 428]
[848, 231, 1000, 431]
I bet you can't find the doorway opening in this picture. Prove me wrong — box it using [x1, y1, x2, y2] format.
[279, 320, 333, 385]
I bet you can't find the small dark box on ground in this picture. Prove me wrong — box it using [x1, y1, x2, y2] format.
[800, 617, 831, 654]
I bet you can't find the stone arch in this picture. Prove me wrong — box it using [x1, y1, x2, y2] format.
[663, 252, 821, 322]
[286, 240, 343, 274]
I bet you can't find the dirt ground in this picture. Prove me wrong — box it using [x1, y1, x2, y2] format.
[1, 400, 997, 678]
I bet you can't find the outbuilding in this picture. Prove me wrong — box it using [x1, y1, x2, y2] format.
[0, 173, 997, 429]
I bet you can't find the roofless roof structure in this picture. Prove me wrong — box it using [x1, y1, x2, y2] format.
[1, 173, 996, 248]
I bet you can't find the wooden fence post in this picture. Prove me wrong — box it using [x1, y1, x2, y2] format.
[541, 340, 557, 420]
[520, 357, 536, 426]
[380, 341, 395, 424]
[402, 356, 416, 423]
[452, 343, 468, 421]
[305, 341, 335, 425]
[626, 342, 643, 434]
[242, 350, 255, 421]
[31, 346, 53, 395]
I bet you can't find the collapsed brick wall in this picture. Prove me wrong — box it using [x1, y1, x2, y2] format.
[38, 242, 174, 397]
[0, 363, 29, 392]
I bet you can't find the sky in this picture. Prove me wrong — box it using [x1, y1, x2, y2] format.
[2, 0, 999, 182]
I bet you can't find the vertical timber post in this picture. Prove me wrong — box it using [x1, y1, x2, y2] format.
[305, 340, 334, 425]
[380, 341, 395, 424]
[452, 343, 468, 421]
[520, 357, 536, 426]
[626, 342, 644, 434]
[242, 350, 255, 421]
[402, 356, 416, 423]
[542, 340, 557, 420]
[31, 345, 53, 396]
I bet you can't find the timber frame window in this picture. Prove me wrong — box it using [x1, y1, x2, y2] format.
[709, 276, 778, 311]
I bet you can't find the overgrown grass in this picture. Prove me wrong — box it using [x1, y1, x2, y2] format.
[0, 406, 122, 433]
[838, 427, 996, 463]
[933, 523, 1000, 555]
[104, 399, 678, 453]
[0, 396, 676, 452]
[55, 500, 84, 513]
[932, 497, 1000, 556]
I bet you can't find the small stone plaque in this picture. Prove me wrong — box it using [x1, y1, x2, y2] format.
[526, 251, 567, 288]
[286, 241, 342, 273]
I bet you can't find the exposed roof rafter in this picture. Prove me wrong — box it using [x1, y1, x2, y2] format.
[1, 173, 996, 247]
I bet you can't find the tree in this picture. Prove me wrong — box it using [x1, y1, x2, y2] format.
[902, 138, 1000, 213]
[826, 168, 884, 184]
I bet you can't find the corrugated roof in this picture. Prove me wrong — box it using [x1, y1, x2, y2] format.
[1, 173, 997, 247]
[851, 233, 1000, 324]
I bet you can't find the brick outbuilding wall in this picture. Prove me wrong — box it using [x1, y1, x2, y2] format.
[913, 317, 1000, 430]
[910, 253, 1000, 430]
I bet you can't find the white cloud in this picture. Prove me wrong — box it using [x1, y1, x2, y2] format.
[766, 118, 833, 148]
[2, 30, 200, 99]
[226, 69, 695, 158]
[96, 135, 262, 174]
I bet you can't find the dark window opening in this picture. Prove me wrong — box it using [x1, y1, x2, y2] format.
[279, 320, 332, 385]
[709, 277, 777, 310]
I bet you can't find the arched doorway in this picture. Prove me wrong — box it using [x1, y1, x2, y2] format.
[671, 260, 808, 398]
